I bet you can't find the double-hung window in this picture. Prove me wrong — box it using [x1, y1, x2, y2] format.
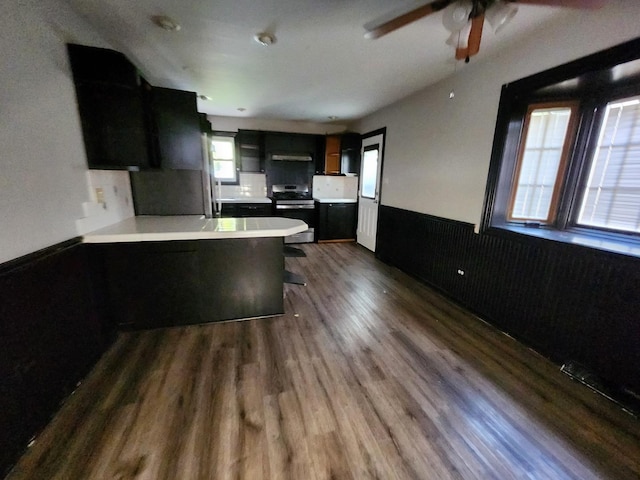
[484, 38, 640, 253]
[577, 95, 640, 233]
[210, 134, 238, 184]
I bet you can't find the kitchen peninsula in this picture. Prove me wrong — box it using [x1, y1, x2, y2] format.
[84, 216, 307, 330]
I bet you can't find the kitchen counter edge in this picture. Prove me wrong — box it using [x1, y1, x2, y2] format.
[82, 216, 308, 243]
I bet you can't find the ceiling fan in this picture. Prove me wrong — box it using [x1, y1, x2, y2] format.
[364, 0, 606, 63]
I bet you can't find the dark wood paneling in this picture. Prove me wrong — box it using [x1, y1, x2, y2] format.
[0, 241, 109, 476]
[377, 205, 640, 397]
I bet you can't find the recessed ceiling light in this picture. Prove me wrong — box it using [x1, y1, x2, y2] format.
[198, 94, 212, 101]
[254, 32, 276, 46]
[151, 15, 181, 32]
[328, 116, 338, 120]
[237, 107, 246, 112]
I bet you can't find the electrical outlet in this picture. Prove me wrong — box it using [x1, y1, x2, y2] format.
[95, 187, 105, 204]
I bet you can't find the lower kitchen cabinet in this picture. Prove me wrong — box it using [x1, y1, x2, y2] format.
[220, 202, 273, 217]
[91, 238, 284, 330]
[316, 202, 357, 241]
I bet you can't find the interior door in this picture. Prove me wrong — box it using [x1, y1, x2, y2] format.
[357, 131, 385, 251]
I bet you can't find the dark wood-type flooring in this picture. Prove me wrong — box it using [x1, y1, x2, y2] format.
[7, 242, 640, 479]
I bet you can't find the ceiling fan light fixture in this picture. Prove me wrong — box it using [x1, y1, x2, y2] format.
[442, 1, 473, 32]
[445, 21, 472, 49]
[486, 1, 518, 34]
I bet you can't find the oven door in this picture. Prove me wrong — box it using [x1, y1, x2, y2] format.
[274, 204, 315, 243]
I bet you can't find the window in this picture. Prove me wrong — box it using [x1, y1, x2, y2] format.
[361, 145, 379, 199]
[483, 38, 640, 252]
[509, 103, 578, 223]
[578, 95, 640, 233]
[210, 135, 237, 184]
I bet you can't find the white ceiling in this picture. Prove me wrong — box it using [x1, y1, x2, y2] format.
[63, 0, 566, 124]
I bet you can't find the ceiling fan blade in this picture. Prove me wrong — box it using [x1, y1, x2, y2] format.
[364, 0, 453, 39]
[508, 0, 606, 8]
[467, 14, 484, 57]
[455, 15, 484, 62]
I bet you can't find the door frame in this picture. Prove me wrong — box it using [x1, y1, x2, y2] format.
[357, 127, 387, 252]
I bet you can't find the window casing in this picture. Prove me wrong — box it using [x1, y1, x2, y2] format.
[483, 38, 640, 255]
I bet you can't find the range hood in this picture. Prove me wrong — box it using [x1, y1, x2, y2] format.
[271, 152, 313, 162]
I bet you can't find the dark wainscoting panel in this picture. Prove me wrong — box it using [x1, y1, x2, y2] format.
[376, 205, 640, 397]
[0, 240, 111, 476]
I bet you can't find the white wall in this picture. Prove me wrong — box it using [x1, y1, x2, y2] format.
[0, 0, 133, 263]
[353, 1, 640, 227]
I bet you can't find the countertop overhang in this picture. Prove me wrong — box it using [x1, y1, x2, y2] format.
[83, 216, 308, 243]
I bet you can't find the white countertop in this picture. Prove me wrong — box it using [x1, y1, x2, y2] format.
[313, 198, 358, 203]
[217, 197, 272, 204]
[83, 216, 307, 243]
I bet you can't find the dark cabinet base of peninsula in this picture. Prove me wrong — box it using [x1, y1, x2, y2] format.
[316, 202, 357, 242]
[90, 238, 284, 330]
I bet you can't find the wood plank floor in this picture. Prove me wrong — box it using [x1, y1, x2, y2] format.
[7, 242, 640, 480]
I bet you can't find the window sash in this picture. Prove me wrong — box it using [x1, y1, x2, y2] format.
[508, 102, 578, 223]
[577, 95, 640, 233]
[210, 136, 237, 183]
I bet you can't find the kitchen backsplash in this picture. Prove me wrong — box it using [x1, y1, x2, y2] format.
[76, 170, 135, 234]
[312, 175, 358, 199]
[216, 172, 267, 198]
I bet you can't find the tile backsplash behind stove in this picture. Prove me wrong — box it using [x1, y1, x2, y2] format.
[217, 173, 267, 198]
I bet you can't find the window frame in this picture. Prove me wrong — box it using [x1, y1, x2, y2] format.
[209, 132, 239, 185]
[507, 101, 580, 224]
[482, 37, 640, 256]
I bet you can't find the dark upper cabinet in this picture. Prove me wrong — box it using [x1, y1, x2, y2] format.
[340, 132, 361, 175]
[67, 44, 150, 170]
[236, 130, 265, 172]
[316, 133, 361, 175]
[67, 43, 138, 88]
[264, 132, 318, 156]
[144, 85, 203, 170]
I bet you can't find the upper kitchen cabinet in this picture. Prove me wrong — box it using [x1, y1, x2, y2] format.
[67, 44, 150, 170]
[236, 130, 264, 172]
[144, 85, 203, 170]
[340, 132, 361, 175]
[320, 133, 361, 175]
[264, 132, 318, 157]
[324, 135, 341, 174]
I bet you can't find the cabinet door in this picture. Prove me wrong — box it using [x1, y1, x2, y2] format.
[236, 130, 264, 172]
[75, 84, 150, 169]
[324, 136, 341, 174]
[340, 133, 362, 174]
[68, 44, 150, 170]
[318, 203, 357, 240]
[67, 43, 138, 87]
[100, 242, 202, 329]
[147, 87, 203, 170]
